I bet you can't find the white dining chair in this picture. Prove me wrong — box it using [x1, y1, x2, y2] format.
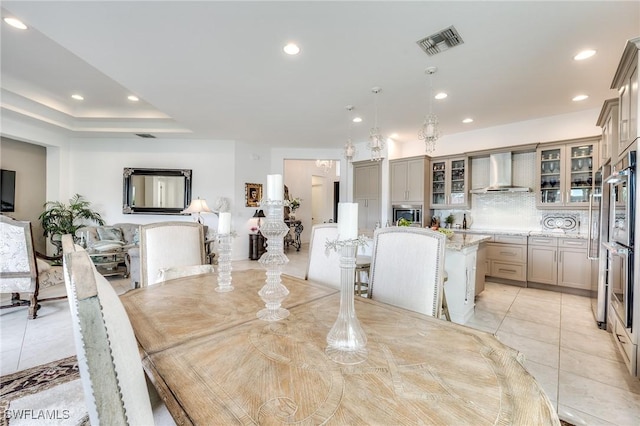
[157, 264, 214, 282]
[61, 235, 155, 425]
[139, 221, 206, 287]
[306, 223, 371, 293]
[368, 227, 447, 318]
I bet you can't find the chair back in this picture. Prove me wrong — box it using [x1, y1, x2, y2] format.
[62, 234, 154, 425]
[0, 215, 39, 318]
[158, 264, 214, 282]
[305, 224, 341, 289]
[139, 221, 205, 286]
[369, 227, 446, 317]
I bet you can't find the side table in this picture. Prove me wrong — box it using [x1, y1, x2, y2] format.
[248, 233, 266, 260]
[284, 219, 303, 251]
[88, 251, 129, 278]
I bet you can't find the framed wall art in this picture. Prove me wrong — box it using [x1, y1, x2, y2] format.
[245, 183, 262, 207]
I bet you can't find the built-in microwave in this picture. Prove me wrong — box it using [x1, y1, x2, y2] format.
[392, 205, 422, 224]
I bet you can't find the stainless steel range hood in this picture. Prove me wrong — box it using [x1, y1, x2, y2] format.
[470, 152, 530, 193]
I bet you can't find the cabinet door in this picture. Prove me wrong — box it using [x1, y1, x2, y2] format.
[619, 66, 632, 153]
[538, 146, 563, 206]
[449, 158, 467, 206]
[406, 159, 425, 203]
[566, 142, 596, 206]
[527, 246, 557, 285]
[390, 161, 408, 203]
[558, 248, 591, 289]
[624, 63, 638, 155]
[431, 160, 447, 207]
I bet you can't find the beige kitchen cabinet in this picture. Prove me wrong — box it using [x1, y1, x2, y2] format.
[353, 161, 381, 232]
[475, 242, 487, 296]
[390, 156, 429, 205]
[486, 235, 527, 282]
[536, 136, 599, 209]
[596, 98, 619, 164]
[429, 156, 469, 209]
[527, 237, 592, 290]
[611, 37, 639, 159]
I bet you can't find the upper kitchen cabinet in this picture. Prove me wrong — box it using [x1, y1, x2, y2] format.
[430, 156, 469, 209]
[611, 37, 639, 159]
[596, 98, 619, 164]
[536, 137, 600, 209]
[390, 156, 429, 205]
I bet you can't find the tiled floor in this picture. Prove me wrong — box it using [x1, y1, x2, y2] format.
[2, 245, 640, 425]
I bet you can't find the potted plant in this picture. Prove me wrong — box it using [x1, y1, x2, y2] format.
[445, 214, 455, 229]
[39, 194, 105, 255]
[289, 197, 302, 220]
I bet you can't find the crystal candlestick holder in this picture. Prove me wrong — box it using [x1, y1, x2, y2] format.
[325, 238, 368, 365]
[215, 233, 233, 292]
[257, 199, 290, 321]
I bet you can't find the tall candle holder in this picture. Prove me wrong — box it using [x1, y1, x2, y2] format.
[257, 199, 290, 321]
[325, 236, 368, 365]
[215, 233, 233, 292]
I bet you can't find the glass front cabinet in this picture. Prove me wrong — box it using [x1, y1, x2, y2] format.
[430, 156, 469, 209]
[536, 137, 599, 208]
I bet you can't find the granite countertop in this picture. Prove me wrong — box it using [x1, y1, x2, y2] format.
[445, 233, 492, 251]
[456, 228, 588, 240]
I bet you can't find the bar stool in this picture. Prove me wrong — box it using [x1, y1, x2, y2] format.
[355, 255, 371, 297]
[441, 271, 451, 321]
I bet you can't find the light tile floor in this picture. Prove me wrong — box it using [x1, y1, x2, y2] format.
[2, 245, 639, 425]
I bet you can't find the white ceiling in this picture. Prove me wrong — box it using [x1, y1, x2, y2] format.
[1, 1, 639, 149]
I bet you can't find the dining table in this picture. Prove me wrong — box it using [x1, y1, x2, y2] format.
[120, 268, 559, 425]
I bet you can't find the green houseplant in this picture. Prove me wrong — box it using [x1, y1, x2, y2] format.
[39, 194, 105, 255]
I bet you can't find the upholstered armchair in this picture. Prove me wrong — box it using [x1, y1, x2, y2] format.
[0, 215, 65, 319]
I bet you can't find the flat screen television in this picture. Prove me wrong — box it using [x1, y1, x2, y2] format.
[1, 169, 16, 212]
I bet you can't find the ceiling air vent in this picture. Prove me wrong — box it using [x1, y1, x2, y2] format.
[416, 26, 464, 56]
[135, 133, 156, 138]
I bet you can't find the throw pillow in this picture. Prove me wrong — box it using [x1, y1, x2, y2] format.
[97, 227, 124, 242]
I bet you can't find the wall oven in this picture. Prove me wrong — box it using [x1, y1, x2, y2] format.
[392, 205, 422, 224]
[605, 149, 636, 329]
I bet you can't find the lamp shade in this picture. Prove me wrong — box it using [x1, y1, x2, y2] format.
[182, 198, 213, 214]
[253, 209, 266, 218]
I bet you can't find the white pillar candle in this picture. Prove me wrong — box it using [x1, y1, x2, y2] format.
[338, 202, 358, 240]
[267, 174, 283, 200]
[217, 212, 231, 234]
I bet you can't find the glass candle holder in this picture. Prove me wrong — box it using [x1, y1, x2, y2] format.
[215, 233, 233, 292]
[325, 238, 368, 365]
[257, 199, 290, 321]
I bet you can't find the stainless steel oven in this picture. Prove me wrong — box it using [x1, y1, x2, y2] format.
[605, 149, 636, 329]
[392, 205, 422, 224]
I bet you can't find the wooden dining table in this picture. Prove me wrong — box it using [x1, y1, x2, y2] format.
[120, 269, 559, 425]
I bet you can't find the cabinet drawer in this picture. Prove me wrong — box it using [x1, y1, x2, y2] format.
[528, 237, 557, 247]
[487, 244, 527, 262]
[493, 235, 527, 245]
[611, 311, 636, 374]
[558, 238, 588, 249]
[490, 261, 527, 282]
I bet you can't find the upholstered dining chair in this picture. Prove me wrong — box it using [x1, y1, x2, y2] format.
[368, 227, 447, 318]
[0, 215, 65, 319]
[305, 223, 371, 293]
[139, 221, 206, 287]
[61, 234, 155, 425]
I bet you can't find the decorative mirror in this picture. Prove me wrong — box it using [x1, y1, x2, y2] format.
[123, 168, 192, 214]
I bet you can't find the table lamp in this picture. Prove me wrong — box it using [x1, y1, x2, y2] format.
[182, 198, 213, 224]
[252, 209, 266, 228]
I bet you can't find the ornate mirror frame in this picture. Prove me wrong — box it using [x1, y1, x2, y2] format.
[122, 168, 192, 215]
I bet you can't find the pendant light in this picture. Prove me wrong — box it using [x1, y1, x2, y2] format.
[418, 67, 441, 153]
[368, 87, 385, 162]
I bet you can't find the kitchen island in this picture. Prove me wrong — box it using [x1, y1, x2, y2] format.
[444, 233, 492, 324]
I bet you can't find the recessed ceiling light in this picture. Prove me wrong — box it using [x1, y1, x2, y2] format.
[435, 92, 448, 100]
[71, 94, 84, 101]
[462, 118, 474, 124]
[572, 94, 589, 102]
[390, 133, 399, 138]
[128, 95, 139, 102]
[352, 117, 362, 123]
[574, 49, 596, 61]
[283, 43, 300, 55]
[4, 17, 27, 30]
